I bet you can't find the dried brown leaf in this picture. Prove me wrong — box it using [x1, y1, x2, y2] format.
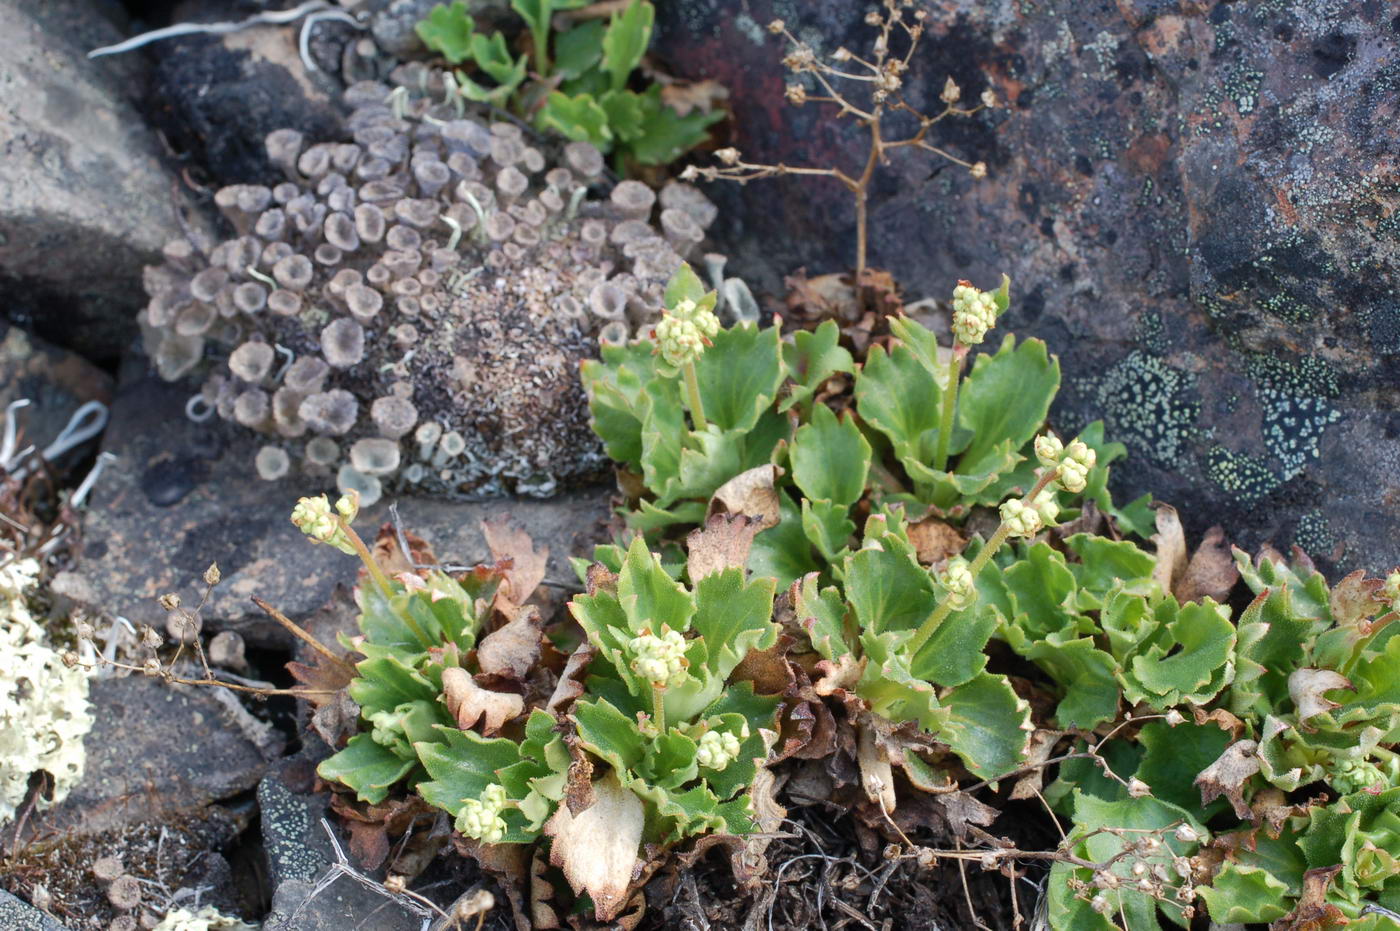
[708, 465, 782, 530]
[1277, 866, 1346, 931]
[1190, 705, 1247, 739]
[686, 512, 760, 580]
[907, 516, 966, 566]
[547, 642, 595, 714]
[1195, 739, 1260, 819]
[442, 666, 524, 735]
[1287, 668, 1353, 726]
[1151, 504, 1187, 595]
[937, 791, 1000, 839]
[371, 523, 437, 577]
[1177, 525, 1238, 603]
[476, 605, 544, 680]
[1009, 729, 1064, 801]
[1330, 570, 1384, 626]
[483, 515, 550, 610]
[546, 768, 644, 922]
[659, 78, 729, 117]
[812, 653, 862, 698]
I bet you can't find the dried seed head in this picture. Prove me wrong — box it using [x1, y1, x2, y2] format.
[158, 592, 181, 611]
[767, 18, 784, 33]
[970, 161, 988, 180]
[204, 563, 221, 586]
[941, 77, 961, 104]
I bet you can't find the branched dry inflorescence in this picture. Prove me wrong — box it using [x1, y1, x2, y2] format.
[682, 0, 993, 284]
[142, 63, 730, 502]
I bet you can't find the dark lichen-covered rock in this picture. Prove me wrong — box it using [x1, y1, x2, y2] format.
[141, 65, 722, 500]
[655, 0, 1400, 573]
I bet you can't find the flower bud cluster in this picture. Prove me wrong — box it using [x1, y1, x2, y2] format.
[951, 281, 997, 346]
[936, 557, 977, 611]
[999, 498, 1043, 539]
[1385, 570, 1400, 615]
[628, 626, 690, 687]
[1329, 756, 1396, 795]
[696, 727, 745, 770]
[290, 491, 360, 555]
[456, 783, 509, 843]
[1036, 434, 1096, 494]
[656, 298, 719, 368]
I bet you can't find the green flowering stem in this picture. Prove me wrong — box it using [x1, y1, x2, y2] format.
[683, 361, 708, 431]
[906, 466, 1060, 657]
[651, 683, 667, 733]
[339, 516, 432, 650]
[933, 348, 964, 474]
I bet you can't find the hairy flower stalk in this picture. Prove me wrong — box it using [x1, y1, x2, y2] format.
[934, 281, 1000, 473]
[291, 490, 432, 649]
[907, 450, 1069, 656]
[656, 297, 719, 430]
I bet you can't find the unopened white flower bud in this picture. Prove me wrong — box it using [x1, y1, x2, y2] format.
[999, 498, 1042, 539]
[696, 729, 743, 770]
[937, 557, 978, 612]
[629, 627, 689, 687]
[950, 281, 998, 346]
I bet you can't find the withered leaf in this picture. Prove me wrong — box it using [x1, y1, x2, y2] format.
[545, 768, 644, 922]
[1277, 866, 1345, 931]
[546, 642, 594, 714]
[476, 605, 544, 680]
[907, 516, 966, 566]
[1330, 570, 1384, 626]
[686, 512, 761, 580]
[937, 790, 1001, 840]
[1287, 668, 1353, 725]
[482, 515, 549, 611]
[708, 465, 782, 530]
[442, 666, 524, 735]
[812, 653, 862, 698]
[1009, 729, 1063, 801]
[1195, 739, 1260, 819]
[659, 78, 729, 116]
[1177, 525, 1238, 604]
[856, 724, 897, 813]
[1151, 504, 1187, 595]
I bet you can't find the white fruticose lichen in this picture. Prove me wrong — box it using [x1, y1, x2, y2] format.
[151, 905, 259, 931]
[0, 559, 93, 824]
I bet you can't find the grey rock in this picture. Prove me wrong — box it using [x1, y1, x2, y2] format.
[653, 0, 1400, 575]
[0, 0, 210, 363]
[0, 322, 114, 478]
[0, 890, 66, 931]
[259, 753, 424, 931]
[150, 0, 349, 184]
[81, 362, 611, 647]
[32, 676, 266, 837]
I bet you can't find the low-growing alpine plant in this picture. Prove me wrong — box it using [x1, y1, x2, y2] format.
[416, 0, 722, 168]
[578, 263, 1400, 928]
[292, 487, 782, 920]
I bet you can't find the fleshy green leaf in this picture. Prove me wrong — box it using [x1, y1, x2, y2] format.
[781, 320, 855, 413]
[574, 697, 649, 771]
[794, 574, 853, 661]
[790, 404, 871, 507]
[690, 568, 778, 682]
[800, 498, 856, 562]
[858, 630, 947, 732]
[747, 491, 819, 589]
[416, 1, 475, 64]
[1196, 863, 1292, 923]
[617, 536, 695, 635]
[843, 545, 938, 636]
[598, 88, 646, 142]
[537, 92, 613, 150]
[554, 19, 605, 79]
[909, 601, 996, 689]
[600, 0, 653, 92]
[938, 672, 1032, 779]
[692, 323, 784, 433]
[627, 85, 724, 165]
[855, 343, 942, 465]
[955, 334, 1059, 475]
[318, 734, 416, 805]
[1121, 598, 1236, 708]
